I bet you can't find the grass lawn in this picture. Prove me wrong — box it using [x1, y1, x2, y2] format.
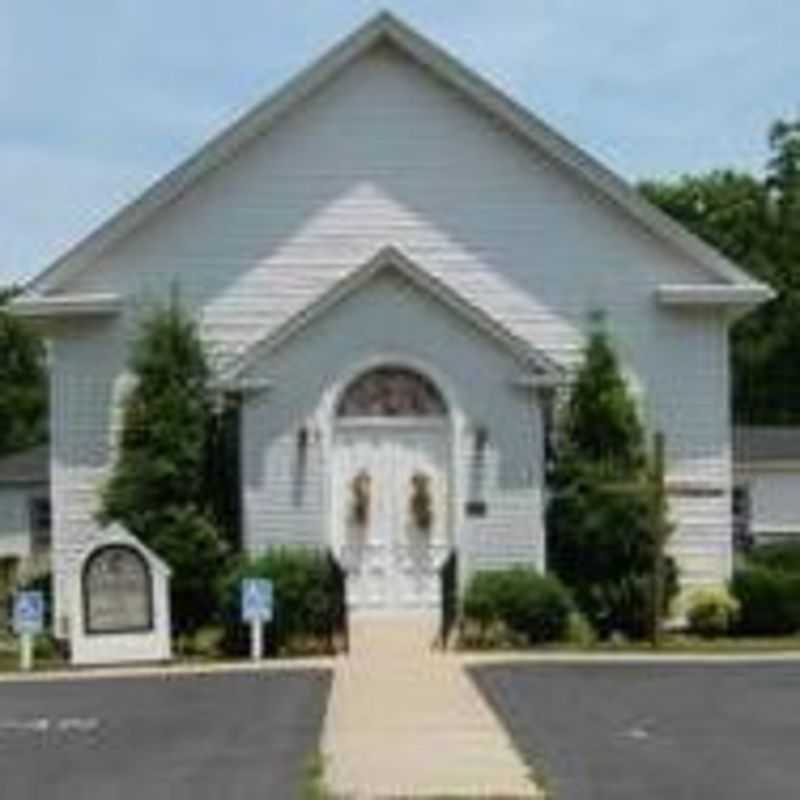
[0, 633, 67, 673]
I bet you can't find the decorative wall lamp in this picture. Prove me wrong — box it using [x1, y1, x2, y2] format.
[297, 426, 309, 452]
[474, 425, 489, 453]
[467, 424, 489, 518]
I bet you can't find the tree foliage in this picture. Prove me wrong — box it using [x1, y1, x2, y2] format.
[640, 117, 800, 423]
[546, 327, 677, 639]
[0, 287, 47, 456]
[99, 294, 227, 634]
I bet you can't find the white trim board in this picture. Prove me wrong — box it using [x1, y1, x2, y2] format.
[10, 294, 122, 319]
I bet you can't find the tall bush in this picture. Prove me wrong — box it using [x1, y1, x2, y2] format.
[731, 565, 800, 635]
[546, 325, 678, 639]
[748, 542, 800, 575]
[99, 293, 227, 635]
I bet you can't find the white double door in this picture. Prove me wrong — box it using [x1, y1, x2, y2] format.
[333, 423, 450, 613]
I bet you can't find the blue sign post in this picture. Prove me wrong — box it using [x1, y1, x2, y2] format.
[13, 591, 44, 671]
[241, 579, 273, 661]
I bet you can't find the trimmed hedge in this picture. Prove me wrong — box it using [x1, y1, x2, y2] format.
[462, 568, 574, 645]
[218, 548, 342, 656]
[730, 565, 800, 636]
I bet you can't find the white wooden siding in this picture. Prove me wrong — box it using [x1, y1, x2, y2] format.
[46, 42, 734, 625]
[241, 269, 546, 576]
[49, 319, 126, 632]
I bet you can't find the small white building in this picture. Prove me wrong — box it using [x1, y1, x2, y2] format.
[734, 427, 800, 546]
[11, 13, 772, 641]
[0, 445, 51, 589]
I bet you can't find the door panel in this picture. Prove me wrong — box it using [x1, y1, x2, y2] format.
[333, 425, 450, 612]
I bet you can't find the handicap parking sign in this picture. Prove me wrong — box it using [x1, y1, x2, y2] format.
[241, 579, 273, 623]
[13, 591, 44, 636]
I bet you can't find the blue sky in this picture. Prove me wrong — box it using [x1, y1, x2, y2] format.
[1, 1, 797, 284]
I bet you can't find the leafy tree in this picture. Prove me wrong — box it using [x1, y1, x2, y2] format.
[640, 117, 800, 423]
[0, 287, 47, 455]
[546, 326, 677, 639]
[99, 294, 227, 635]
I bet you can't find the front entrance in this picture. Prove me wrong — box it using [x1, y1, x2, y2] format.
[331, 366, 452, 613]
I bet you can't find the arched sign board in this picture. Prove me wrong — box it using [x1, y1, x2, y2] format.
[70, 526, 172, 666]
[83, 545, 153, 635]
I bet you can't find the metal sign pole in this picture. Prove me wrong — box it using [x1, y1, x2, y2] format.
[251, 620, 263, 662]
[20, 633, 33, 672]
[14, 590, 44, 672]
[650, 431, 666, 649]
[242, 578, 272, 662]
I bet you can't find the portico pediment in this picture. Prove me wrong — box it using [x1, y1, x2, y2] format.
[219, 246, 564, 390]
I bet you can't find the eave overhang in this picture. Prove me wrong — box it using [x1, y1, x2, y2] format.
[9, 293, 123, 319]
[656, 284, 775, 308]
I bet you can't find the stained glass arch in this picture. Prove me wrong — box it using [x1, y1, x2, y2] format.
[337, 366, 447, 418]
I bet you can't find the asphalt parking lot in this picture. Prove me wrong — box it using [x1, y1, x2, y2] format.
[0, 669, 331, 800]
[471, 661, 800, 800]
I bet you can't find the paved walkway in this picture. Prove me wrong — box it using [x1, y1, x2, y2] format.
[322, 614, 539, 798]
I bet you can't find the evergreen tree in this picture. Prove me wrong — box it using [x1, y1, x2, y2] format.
[0, 287, 47, 455]
[546, 325, 677, 639]
[99, 294, 227, 635]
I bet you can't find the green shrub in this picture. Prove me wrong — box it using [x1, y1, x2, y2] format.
[730, 565, 800, 635]
[218, 548, 340, 656]
[686, 587, 740, 637]
[748, 542, 800, 574]
[462, 568, 574, 645]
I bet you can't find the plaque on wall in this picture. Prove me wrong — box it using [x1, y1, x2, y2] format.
[83, 545, 153, 634]
[465, 500, 488, 518]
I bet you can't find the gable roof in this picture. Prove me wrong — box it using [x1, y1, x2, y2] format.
[0, 444, 49, 486]
[24, 12, 771, 299]
[734, 426, 800, 465]
[221, 246, 564, 385]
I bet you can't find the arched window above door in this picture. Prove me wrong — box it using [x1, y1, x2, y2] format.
[337, 366, 447, 417]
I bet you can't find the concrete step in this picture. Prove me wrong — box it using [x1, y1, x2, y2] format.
[348, 611, 441, 656]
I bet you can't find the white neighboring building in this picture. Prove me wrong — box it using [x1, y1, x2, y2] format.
[11, 13, 772, 640]
[734, 427, 800, 546]
[0, 445, 51, 587]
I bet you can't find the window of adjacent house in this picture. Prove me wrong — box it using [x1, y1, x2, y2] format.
[29, 497, 52, 550]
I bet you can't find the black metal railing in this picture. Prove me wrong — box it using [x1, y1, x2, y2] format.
[327, 551, 349, 654]
[439, 549, 458, 649]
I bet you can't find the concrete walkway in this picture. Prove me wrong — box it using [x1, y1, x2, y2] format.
[321, 614, 540, 798]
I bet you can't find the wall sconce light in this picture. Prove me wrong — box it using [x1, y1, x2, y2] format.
[297, 426, 309, 451]
[474, 425, 489, 452]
